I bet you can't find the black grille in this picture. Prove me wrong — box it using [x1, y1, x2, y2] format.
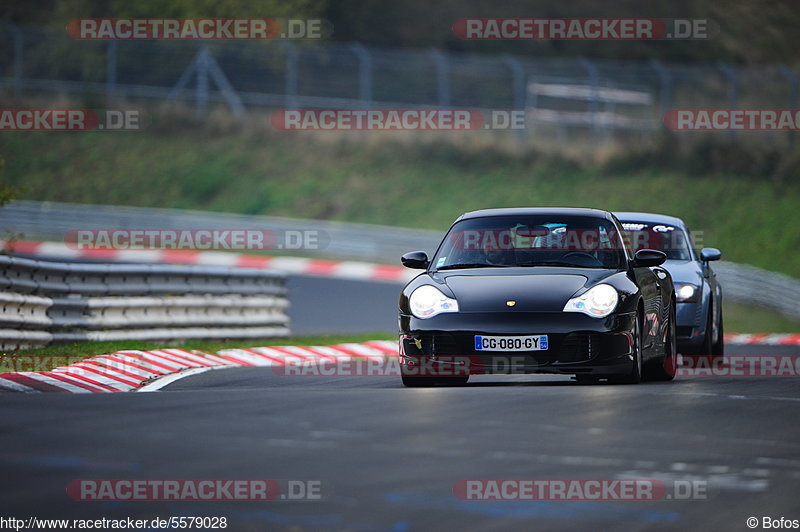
[402, 332, 460, 357]
[557, 333, 596, 363]
[677, 326, 694, 338]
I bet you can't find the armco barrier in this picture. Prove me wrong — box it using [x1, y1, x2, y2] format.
[0, 200, 443, 262]
[713, 262, 800, 321]
[1, 201, 799, 321]
[0, 255, 290, 351]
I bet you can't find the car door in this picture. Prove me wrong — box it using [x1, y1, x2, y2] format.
[697, 238, 721, 342]
[614, 216, 664, 360]
[631, 263, 664, 359]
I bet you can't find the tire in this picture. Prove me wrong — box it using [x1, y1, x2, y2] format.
[613, 309, 643, 384]
[691, 307, 714, 357]
[401, 375, 433, 387]
[712, 306, 724, 359]
[645, 304, 677, 381]
[438, 376, 469, 386]
[401, 363, 435, 387]
[400, 364, 468, 387]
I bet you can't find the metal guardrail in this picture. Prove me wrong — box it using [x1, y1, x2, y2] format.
[0, 255, 290, 351]
[1, 201, 799, 322]
[0, 200, 444, 262]
[714, 262, 800, 321]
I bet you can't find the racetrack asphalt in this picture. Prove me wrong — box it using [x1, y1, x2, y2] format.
[1, 274, 798, 531]
[286, 274, 400, 335]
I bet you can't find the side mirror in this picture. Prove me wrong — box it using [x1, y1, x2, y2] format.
[700, 247, 721, 262]
[401, 251, 429, 269]
[633, 249, 667, 267]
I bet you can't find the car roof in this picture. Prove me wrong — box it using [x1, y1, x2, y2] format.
[458, 207, 614, 221]
[613, 211, 686, 228]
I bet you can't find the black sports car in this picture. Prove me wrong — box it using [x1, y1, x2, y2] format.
[398, 207, 677, 386]
[615, 212, 723, 358]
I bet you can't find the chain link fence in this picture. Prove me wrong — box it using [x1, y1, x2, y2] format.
[2, 24, 799, 146]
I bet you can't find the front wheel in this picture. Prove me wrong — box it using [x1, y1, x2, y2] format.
[690, 307, 714, 357]
[712, 306, 724, 358]
[401, 375, 431, 387]
[438, 376, 469, 386]
[612, 310, 643, 384]
[645, 304, 677, 381]
[401, 363, 434, 387]
[401, 375, 468, 387]
[401, 364, 468, 387]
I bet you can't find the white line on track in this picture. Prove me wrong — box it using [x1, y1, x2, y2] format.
[137, 367, 218, 392]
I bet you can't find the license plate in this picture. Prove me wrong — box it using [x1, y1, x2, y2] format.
[474, 335, 548, 352]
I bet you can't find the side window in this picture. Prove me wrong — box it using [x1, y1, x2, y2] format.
[685, 227, 700, 260]
[598, 224, 610, 249]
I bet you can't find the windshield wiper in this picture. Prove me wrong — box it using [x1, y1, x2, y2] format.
[514, 261, 595, 268]
[436, 263, 510, 270]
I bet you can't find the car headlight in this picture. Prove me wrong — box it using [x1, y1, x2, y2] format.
[563, 284, 619, 318]
[675, 283, 699, 302]
[409, 285, 459, 319]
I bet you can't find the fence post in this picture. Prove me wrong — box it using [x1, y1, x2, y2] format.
[527, 74, 538, 131]
[649, 59, 672, 115]
[502, 54, 526, 145]
[195, 47, 210, 118]
[429, 49, 450, 108]
[106, 40, 117, 103]
[166, 51, 197, 105]
[285, 42, 298, 109]
[778, 65, 798, 145]
[350, 43, 372, 108]
[8, 23, 23, 100]
[205, 53, 246, 119]
[580, 56, 601, 142]
[717, 62, 738, 139]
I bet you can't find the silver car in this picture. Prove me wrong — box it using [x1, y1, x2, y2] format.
[615, 212, 723, 358]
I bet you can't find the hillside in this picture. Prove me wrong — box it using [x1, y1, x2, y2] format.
[2, 127, 799, 277]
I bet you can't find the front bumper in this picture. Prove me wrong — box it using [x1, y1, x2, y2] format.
[676, 301, 706, 349]
[399, 311, 636, 376]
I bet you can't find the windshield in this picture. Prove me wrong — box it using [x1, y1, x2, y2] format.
[620, 221, 692, 261]
[432, 215, 628, 270]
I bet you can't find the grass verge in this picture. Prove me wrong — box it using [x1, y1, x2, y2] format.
[723, 302, 800, 335]
[2, 125, 799, 277]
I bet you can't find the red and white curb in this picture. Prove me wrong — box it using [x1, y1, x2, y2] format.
[0, 341, 398, 394]
[2, 240, 415, 284]
[2, 335, 799, 393]
[724, 333, 800, 346]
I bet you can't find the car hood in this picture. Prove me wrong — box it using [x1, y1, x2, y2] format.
[442, 272, 591, 312]
[663, 260, 703, 284]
